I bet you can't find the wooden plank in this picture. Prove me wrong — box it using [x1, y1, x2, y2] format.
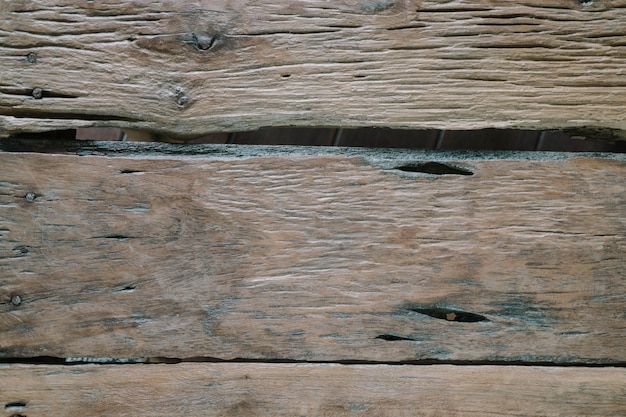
[1, 143, 625, 362]
[1, 1, 625, 139]
[0, 363, 626, 417]
[1, 363, 624, 416]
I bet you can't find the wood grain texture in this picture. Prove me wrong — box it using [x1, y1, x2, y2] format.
[1, 143, 624, 363]
[1, 1, 625, 138]
[1, 363, 625, 416]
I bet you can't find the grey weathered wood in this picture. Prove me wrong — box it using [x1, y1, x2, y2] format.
[1, 142, 624, 363]
[1, 1, 625, 139]
[1, 363, 625, 417]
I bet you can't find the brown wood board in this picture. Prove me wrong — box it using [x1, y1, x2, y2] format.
[1, 143, 625, 363]
[1, 363, 625, 416]
[1, 1, 625, 139]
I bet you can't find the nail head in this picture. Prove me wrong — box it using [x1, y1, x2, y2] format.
[15, 245, 31, 254]
[175, 87, 189, 107]
[25, 192, 36, 202]
[11, 295, 22, 306]
[32, 87, 43, 99]
[26, 52, 38, 64]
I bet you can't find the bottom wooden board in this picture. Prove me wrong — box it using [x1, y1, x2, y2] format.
[1, 363, 624, 416]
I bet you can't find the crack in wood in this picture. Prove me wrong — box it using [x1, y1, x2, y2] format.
[4, 401, 27, 411]
[394, 162, 473, 176]
[407, 306, 489, 323]
[0, 88, 78, 99]
[1, 356, 625, 367]
[0, 109, 141, 122]
[375, 334, 415, 341]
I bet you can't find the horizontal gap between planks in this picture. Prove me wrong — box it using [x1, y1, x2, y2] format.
[1, 357, 625, 368]
[14, 127, 626, 152]
[1, 138, 625, 162]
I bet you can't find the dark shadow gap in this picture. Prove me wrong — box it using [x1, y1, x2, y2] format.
[1, 356, 625, 367]
[9, 127, 624, 153]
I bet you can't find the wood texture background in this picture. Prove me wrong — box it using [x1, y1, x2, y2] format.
[2, 363, 625, 416]
[1, 143, 624, 363]
[2, 0, 626, 138]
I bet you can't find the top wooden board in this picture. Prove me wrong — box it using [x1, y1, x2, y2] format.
[1, 0, 625, 138]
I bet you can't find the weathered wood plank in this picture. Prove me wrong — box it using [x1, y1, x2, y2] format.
[1, 1, 625, 138]
[1, 143, 624, 362]
[1, 363, 625, 416]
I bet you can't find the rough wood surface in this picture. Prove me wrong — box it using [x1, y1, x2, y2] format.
[1, 143, 624, 363]
[1, 363, 625, 416]
[1, 1, 625, 138]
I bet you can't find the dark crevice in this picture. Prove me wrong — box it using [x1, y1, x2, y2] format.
[408, 307, 489, 322]
[2, 136, 625, 156]
[419, 7, 491, 13]
[0, 109, 140, 122]
[103, 234, 131, 240]
[120, 169, 144, 174]
[87, 234, 134, 241]
[4, 401, 27, 410]
[0, 356, 624, 367]
[376, 334, 416, 341]
[395, 162, 473, 176]
[113, 283, 136, 293]
[0, 87, 79, 99]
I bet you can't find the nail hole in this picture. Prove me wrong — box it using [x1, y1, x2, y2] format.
[120, 169, 143, 174]
[395, 162, 473, 176]
[175, 87, 189, 107]
[281, 74, 291, 78]
[409, 307, 488, 323]
[24, 192, 37, 202]
[5, 402, 27, 411]
[376, 334, 414, 341]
